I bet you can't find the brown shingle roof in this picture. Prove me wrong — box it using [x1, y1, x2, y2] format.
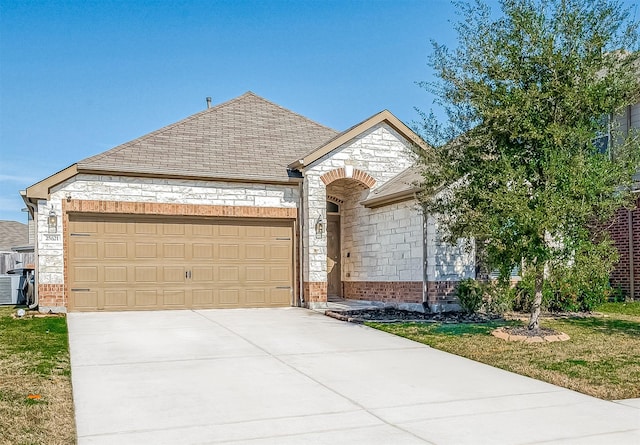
[78, 92, 338, 182]
[0, 220, 28, 251]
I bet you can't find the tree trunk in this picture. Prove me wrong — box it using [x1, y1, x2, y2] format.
[528, 270, 543, 330]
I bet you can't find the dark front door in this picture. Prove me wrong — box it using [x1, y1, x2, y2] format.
[327, 215, 341, 297]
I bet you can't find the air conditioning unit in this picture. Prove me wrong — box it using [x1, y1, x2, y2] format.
[0, 275, 20, 305]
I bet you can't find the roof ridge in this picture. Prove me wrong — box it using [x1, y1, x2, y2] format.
[243, 92, 338, 134]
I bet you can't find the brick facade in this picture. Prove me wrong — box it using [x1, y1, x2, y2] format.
[342, 280, 460, 310]
[62, 199, 297, 219]
[344, 281, 423, 303]
[320, 168, 376, 188]
[608, 196, 639, 300]
[426, 281, 458, 306]
[304, 281, 327, 303]
[38, 284, 66, 311]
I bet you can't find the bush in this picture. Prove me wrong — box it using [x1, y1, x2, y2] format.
[456, 279, 484, 314]
[515, 264, 610, 313]
[482, 281, 513, 315]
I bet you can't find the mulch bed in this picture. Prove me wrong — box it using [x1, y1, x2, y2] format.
[325, 307, 502, 324]
[324, 307, 571, 343]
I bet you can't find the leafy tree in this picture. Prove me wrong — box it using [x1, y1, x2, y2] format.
[417, 0, 640, 329]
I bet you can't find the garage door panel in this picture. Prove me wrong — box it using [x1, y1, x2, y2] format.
[163, 243, 186, 258]
[269, 266, 291, 282]
[271, 288, 291, 306]
[163, 224, 185, 235]
[74, 266, 98, 283]
[104, 290, 128, 308]
[163, 290, 186, 306]
[219, 225, 240, 237]
[192, 266, 213, 281]
[69, 216, 294, 311]
[103, 221, 128, 234]
[219, 289, 240, 305]
[104, 266, 127, 283]
[135, 290, 158, 307]
[219, 266, 239, 281]
[72, 290, 99, 310]
[271, 226, 291, 238]
[270, 244, 291, 260]
[135, 223, 158, 235]
[73, 242, 98, 259]
[192, 224, 213, 236]
[246, 245, 266, 259]
[135, 243, 157, 258]
[193, 243, 213, 259]
[104, 242, 127, 258]
[192, 289, 214, 306]
[219, 244, 240, 259]
[163, 266, 186, 283]
[246, 226, 266, 238]
[246, 267, 265, 282]
[135, 266, 157, 282]
[71, 221, 98, 234]
[246, 289, 266, 305]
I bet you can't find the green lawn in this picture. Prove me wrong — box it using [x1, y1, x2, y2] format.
[368, 302, 640, 400]
[0, 307, 75, 444]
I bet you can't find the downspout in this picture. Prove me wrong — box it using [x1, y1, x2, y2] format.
[629, 208, 634, 301]
[298, 181, 305, 307]
[422, 203, 429, 312]
[626, 106, 635, 300]
[25, 200, 39, 310]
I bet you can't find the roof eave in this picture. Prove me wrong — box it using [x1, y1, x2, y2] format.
[361, 188, 419, 209]
[76, 168, 303, 185]
[25, 164, 78, 201]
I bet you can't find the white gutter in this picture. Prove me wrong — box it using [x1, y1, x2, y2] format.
[298, 181, 305, 307]
[23, 198, 39, 310]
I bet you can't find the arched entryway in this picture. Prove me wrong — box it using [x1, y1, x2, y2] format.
[322, 168, 375, 300]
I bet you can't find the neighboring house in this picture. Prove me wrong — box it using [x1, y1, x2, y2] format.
[607, 102, 640, 300]
[0, 220, 32, 274]
[21, 92, 474, 313]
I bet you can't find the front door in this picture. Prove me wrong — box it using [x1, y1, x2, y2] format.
[327, 214, 341, 297]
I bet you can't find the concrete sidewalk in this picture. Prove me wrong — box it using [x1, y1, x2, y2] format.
[68, 308, 640, 444]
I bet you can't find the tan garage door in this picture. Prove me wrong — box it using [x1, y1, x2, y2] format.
[67, 215, 294, 311]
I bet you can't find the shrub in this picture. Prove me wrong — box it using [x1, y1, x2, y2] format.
[482, 281, 513, 315]
[456, 279, 484, 314]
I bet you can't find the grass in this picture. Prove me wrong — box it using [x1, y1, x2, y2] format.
[367, 302, 640, 400]
[596, 301, 640, 317]
[0, 306, 75, 445]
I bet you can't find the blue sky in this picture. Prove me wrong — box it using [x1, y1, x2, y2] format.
[0, 0, 638, 223]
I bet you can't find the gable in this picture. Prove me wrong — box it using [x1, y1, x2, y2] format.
[288, 109, 429, 170]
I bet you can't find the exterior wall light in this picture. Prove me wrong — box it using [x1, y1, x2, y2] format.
[315, 214, 325, 238]
[47, 209, 58, 234]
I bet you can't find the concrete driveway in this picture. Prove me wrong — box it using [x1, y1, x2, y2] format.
[68, 308, 640, 444]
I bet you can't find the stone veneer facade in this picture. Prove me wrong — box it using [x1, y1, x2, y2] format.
[302, 124, 416, 305]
